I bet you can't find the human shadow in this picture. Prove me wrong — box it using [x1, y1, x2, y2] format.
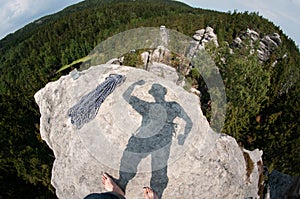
[117, 80, 193, 198]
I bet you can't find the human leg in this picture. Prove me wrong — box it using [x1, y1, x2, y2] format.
[119, 135, 148, 191]
[150, 144, 171, 199]
[118, 151, 147, 191]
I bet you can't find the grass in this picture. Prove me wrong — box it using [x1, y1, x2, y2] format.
[56, 55, 92, 73]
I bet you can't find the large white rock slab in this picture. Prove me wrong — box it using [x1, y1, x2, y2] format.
[35, 64, 262, 199]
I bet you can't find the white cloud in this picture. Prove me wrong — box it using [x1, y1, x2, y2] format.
[7, 1, 23, 18]
[0, 0, 35, 23]
[0, 0, 84, 39]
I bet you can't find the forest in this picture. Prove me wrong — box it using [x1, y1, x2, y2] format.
[0, 0, 299, 198]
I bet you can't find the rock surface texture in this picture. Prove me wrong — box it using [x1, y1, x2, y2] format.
[35, 64, 262, 199]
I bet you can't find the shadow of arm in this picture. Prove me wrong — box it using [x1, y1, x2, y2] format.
[122, 80, 145, 102]
[122, 80, 148, 114]
[177, 106, 193, 145]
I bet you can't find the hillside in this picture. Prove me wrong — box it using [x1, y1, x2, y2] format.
[0, 0, 299, 197]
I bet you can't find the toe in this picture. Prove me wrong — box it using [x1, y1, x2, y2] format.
[101, 174, 107, 183]
[103, 173, 109, 179]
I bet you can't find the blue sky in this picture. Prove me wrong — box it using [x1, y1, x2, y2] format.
[0, 0, 299, 47]
[178, 0, 300, 48]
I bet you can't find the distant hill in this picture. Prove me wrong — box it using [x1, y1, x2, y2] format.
[0, 0, 299, 198]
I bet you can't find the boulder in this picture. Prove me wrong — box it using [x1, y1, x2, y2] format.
[35, 64, 262, 199]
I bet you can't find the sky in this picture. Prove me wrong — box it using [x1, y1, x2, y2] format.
[178, 0, 300, 48]
[0, 0, 299, 47]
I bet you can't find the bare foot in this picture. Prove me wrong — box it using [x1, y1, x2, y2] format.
[101, 173, 125, 197]
[143, 187, 158, 199]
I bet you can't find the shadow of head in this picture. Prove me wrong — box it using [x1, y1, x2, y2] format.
[148, 84, 167, 100]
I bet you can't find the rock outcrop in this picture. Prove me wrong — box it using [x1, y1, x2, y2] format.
[188, 27, 219, 58]
[137, 26, 219, 70]
[232, 28, 282, 62]
[258, 33, 281, 61]
[35, 64, 263, 199]
[192, 27, 219, 49]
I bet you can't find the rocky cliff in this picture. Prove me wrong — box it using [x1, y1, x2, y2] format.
[35, 63, 263, 198]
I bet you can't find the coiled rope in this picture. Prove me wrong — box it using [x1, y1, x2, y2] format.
[68, 74, 126, 129]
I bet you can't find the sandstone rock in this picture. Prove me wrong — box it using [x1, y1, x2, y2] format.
[147, 62, 179, 83]
[270, 33, 281, 46]
[243, 149, 264, 197]
[151, 45, 171, 63]
[192, 34, 202, 41]
[106, 58, 122, 65]
[35, 64, 262, 199]
[205, 26, 214, 34]
[141, 51, 150, 68]
[195, 29, 205, 36]
[261, 36, 278, 50]
[246, 28, 260, 41]
[189, 27, 219, 58]
[231, 29, 282, 62]
[189, 87, 201, 96]
[234, 37, 243, 46]
[160, 25, 168, 46]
